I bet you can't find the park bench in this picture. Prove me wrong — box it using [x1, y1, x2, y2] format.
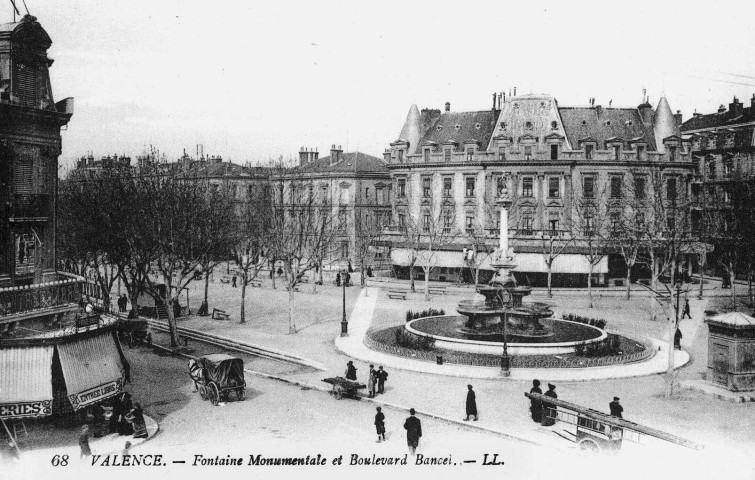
[212, 308, 230, 321]
[387, 289, 408, 300]
[219, 275, 232, 284]
[429, 287, 447, 296]
[249, 280, 262, 288]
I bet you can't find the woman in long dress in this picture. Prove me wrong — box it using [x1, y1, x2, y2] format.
[529, 379, 543, 423]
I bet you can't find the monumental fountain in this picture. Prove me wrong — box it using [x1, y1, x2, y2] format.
[404, 179, 606, 365]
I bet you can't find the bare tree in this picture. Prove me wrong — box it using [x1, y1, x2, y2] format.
[353, 208, 383, 288]
[571, 189, 611, 309]
[235, 186, 273, 323]
[463, 204, 498, 287]
[266, 175, 338, 333]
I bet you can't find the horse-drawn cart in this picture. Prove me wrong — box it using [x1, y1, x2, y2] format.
[189, 354, 246, 406]
[116, 318, 151, 347]
[322, 377, 366, 400]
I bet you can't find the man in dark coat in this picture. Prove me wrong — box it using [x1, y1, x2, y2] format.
[345, 361, 357, 381]
[403, 408, 422, 455]
[464, 384, 478, 421]
[609, 397, 623, 418]
[529, 379, 543, 423]
[541, 383, 557, 426]
[682, 299, 691, 319]
[674, 327, 683, 350]
[374, 406, 386, 443]
[376, 366, 388, 394]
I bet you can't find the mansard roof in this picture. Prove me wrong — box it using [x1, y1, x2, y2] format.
[417, 110, 498, 151]
[558, 107, 658, 151]
[296, 152, 388, 174]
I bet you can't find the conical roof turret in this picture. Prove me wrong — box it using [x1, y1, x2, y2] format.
[654, 96, 679, 152]
[398, 104, 421, 155]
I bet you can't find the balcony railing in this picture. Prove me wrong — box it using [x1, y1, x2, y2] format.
[0, 273, 83, 318]
[9, 194, 51, 220]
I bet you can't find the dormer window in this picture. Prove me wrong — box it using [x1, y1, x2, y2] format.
[668, 146, 677, 161]
[550, 144, 558, 160]
[498, 146, 506, 161]
[466, 148, 474, 161]
[551, 121, 558, 130]
[444, 148, 452, 162]
[500, 122, 507, 130]
[636, 145, 645, 160]
[585, 144, 594, 160]
[397, 149, 404, 163]
[474, 122, 481, 129]
[524, 146, 532, 160]
[613, 145, 620, 160]
[525, 121, 533, 130]
[423, 148, 431, 162]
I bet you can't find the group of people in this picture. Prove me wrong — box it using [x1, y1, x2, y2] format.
[117, 294, 129, 313]
[372, 406, 422, 455]
[345, 361, 389, 397]
[79, 391, 148, 459]
[528, 379, 625, 425]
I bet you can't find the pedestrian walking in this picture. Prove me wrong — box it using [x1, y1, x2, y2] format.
[231, 275, 237, 288]
[464, 384, 478, 421]
[79, 425, 92, 459]
[367, 365, 377, 398]
[682, 299, 691, 319]
[345, 272, 351, 287]
[374, 407, 386, 443]
[609, 397, 623, 418]
[529, 379, 543, 423]
[541, 383, 557, 426]
[335, 272, 341, 287]
[377, 366, 388, 394]
[674, 327, 683, 350]
[348, 261, 354, 273]
[367, 266, 373, 278]
[403, 408, 422, 455]
[345, 361, 357, 381]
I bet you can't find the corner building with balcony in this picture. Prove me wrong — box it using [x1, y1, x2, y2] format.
[0, 15, 81, 334]
[384, 93, 694, 286]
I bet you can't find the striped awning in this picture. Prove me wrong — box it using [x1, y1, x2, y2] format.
[57, 332, 125, 410]
[0, 346, 54, 418]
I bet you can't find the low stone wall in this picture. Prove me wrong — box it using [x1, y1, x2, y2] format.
[365, 326, 654, 369]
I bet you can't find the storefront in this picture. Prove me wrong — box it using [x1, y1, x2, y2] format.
[0, 328, 128, 421]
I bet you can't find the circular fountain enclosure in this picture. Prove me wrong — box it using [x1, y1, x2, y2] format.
[406, 315, 607, 355]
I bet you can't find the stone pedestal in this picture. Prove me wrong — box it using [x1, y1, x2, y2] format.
[705, 312, 755, 392]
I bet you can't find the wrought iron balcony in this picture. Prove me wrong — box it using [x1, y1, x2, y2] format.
[0, 273, 83, 320]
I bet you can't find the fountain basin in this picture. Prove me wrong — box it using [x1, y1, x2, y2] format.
[406, 315, 607, 355]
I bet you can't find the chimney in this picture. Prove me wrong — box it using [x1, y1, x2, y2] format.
[692, 111, 703, 119]
[729, 96, 743, 116]
[330, 144, 343, 165]
[674, 110, 683, 126]
[638, 100, 653, 125]
[492, 92, 497, 110]
[445, 102, 450, 112]
[718, 104, 726, 113]
[595, 104, 603, 116]
[299, 147, 309, 166]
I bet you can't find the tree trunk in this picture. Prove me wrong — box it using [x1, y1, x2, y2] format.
[360, 260, 366, 287]
[587, 261, 594, 309]
[288, 286, 296, 333]
[409, 262, 416, 293]
[546, 262, 553, 298]
[650, 250, 658, 321]
[424, 269, 430, 302]
[165, 293, 180, 347]
[626, 264, 632, 300]
[698, 252, 705, 300]
[730, 262, 737, 309]
[240, 281, 247, 324]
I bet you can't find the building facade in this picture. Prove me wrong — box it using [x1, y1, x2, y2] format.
[276, 145, 392, 269]
[681, 95, 755, 274]
[384, 93, 694, 286]
[0, 15, 82, 334]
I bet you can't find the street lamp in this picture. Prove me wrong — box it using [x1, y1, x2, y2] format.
[340, 268, 348, 336]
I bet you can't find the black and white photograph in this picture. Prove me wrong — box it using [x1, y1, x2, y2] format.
[1, 1, 754, 479]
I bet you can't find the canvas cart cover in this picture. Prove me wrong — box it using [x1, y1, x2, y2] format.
[57, 331, 126, 410]
[0, 346, 54, 418]
[200, 354, 244, 386]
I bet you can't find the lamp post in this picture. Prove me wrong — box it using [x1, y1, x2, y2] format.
[341, 268, 348, 336]
[501, 309, 510, 376]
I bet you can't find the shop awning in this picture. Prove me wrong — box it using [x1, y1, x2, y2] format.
[0, 346, 54, 418]
[57, 332, 125, 410]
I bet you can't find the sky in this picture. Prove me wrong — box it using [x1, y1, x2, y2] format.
[7, 0, 755, 169]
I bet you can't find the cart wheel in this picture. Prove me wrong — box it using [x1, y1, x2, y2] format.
[579, 438, 601, 453]
[199, 385, 207, 400]
[237, 388, 245, 401]
[209, 383, 220, 406]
